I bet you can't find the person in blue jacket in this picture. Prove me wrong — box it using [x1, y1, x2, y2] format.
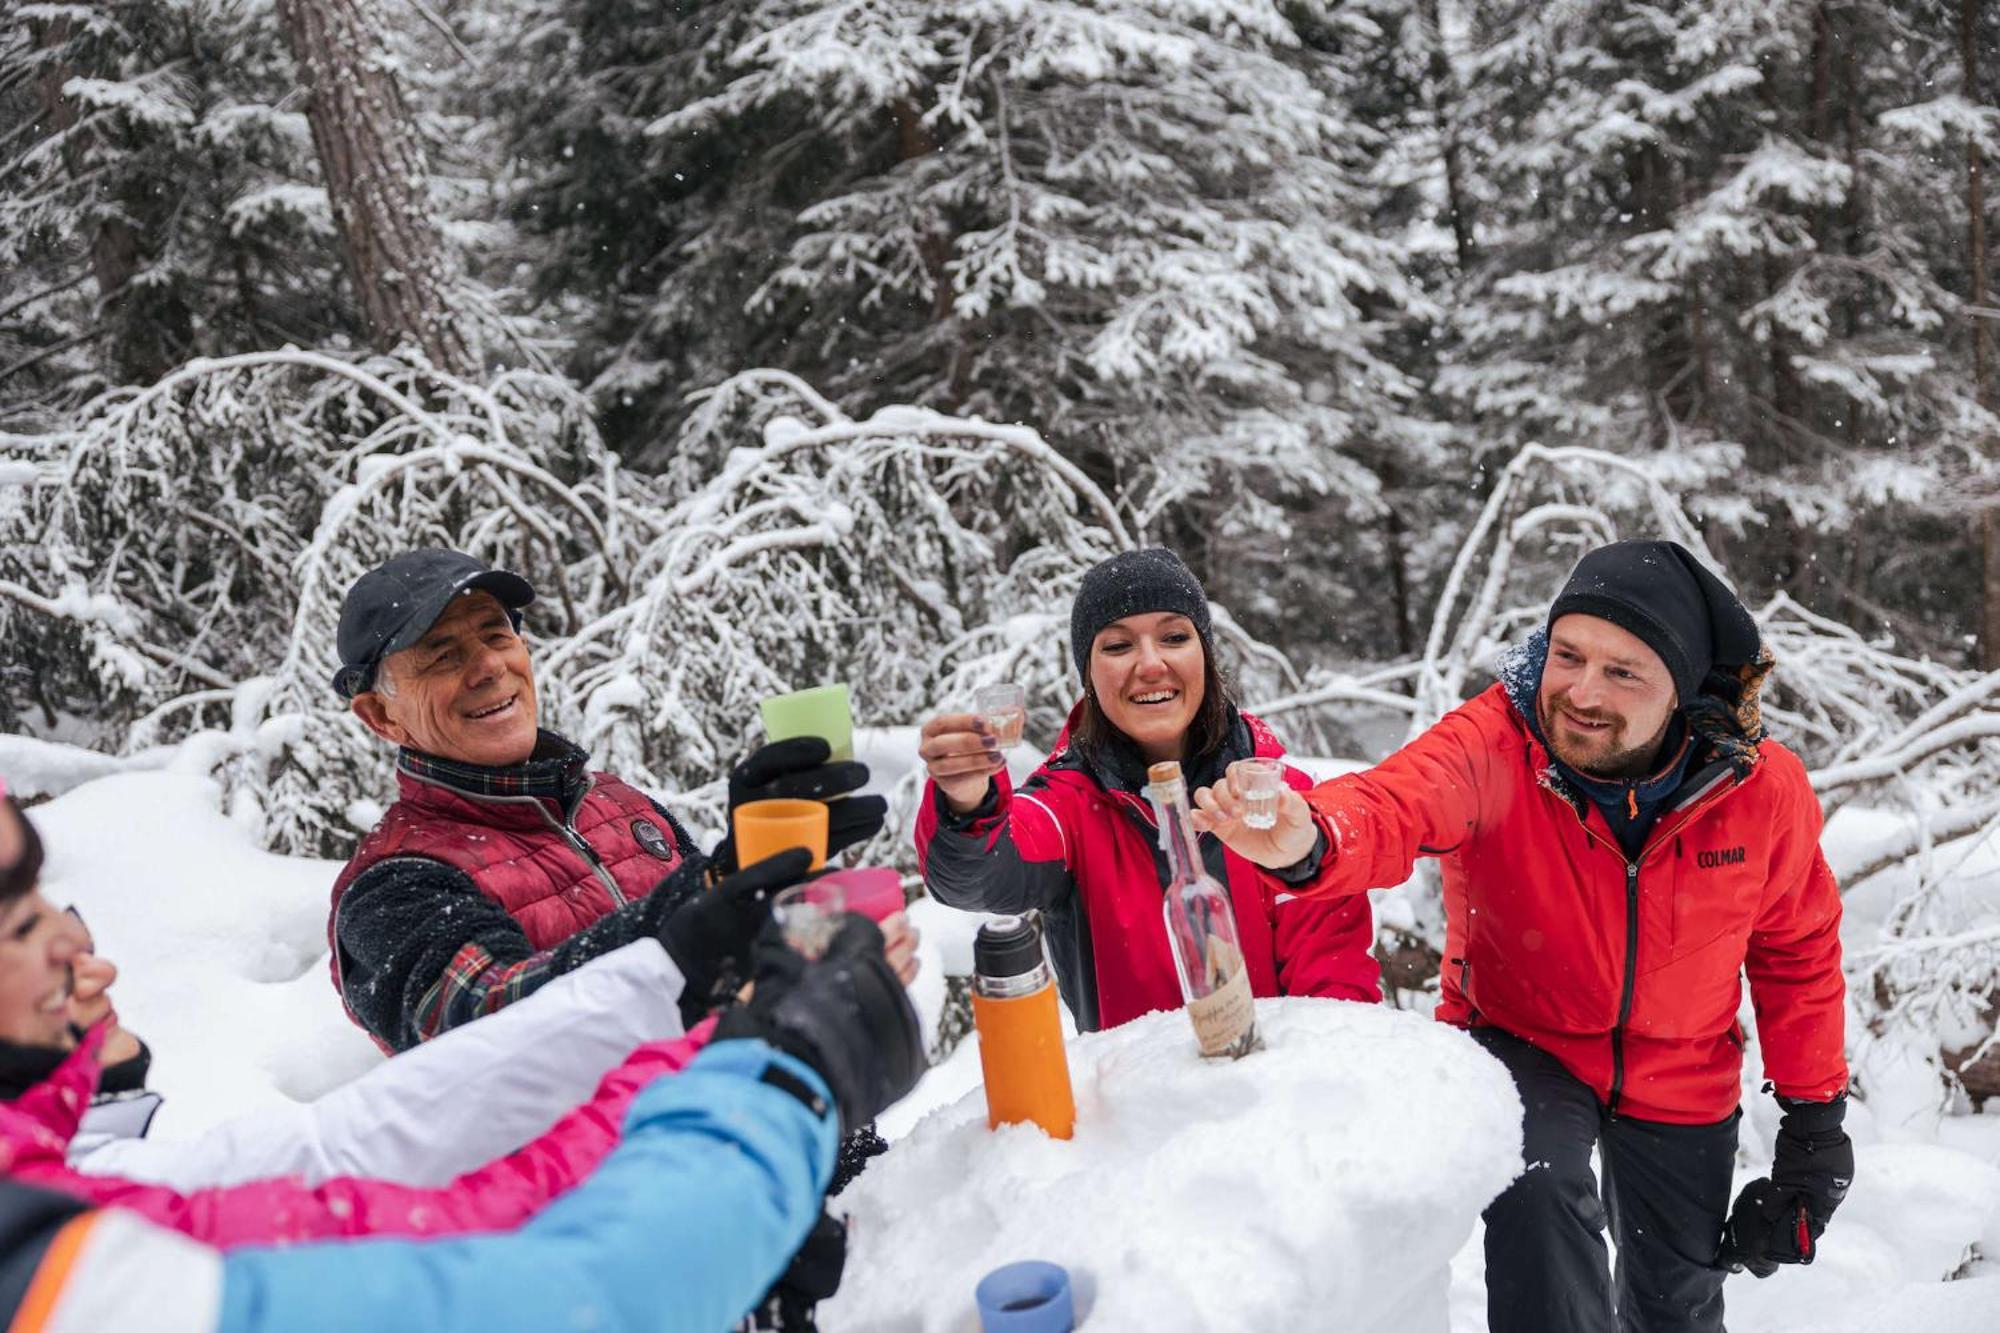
[0, 903, 923, 1333]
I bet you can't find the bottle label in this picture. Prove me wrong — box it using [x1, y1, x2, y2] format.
[1186, 949, 1256, 1057]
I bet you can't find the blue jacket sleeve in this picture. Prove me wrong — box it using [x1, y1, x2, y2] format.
[214, 1040, 838, 1333]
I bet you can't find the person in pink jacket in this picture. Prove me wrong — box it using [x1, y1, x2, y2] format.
[0, 788, 713, 1248]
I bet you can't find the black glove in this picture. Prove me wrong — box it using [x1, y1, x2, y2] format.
[829, 1123, 888, 1197]
[715, 916, 927, 1137]
[657, 847, 813, 1025]
[1718, 1094, 1853, 1276]
[750, 1209, 848, 1330]
[713, 738, 888, 873]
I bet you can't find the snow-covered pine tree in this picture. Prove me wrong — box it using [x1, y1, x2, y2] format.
[0, 1, 357, 420]
[0, 350, 613, 846]
[496, 0, 1438, 653]
[1434, 0, 1993, 660]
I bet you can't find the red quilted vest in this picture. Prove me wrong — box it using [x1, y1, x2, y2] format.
[329, 763, 688, 998]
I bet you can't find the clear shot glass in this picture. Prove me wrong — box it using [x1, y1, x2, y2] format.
[1231, 757, 1285, 831]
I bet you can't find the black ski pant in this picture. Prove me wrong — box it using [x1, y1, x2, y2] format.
[1474, 1027, 1739, 1333]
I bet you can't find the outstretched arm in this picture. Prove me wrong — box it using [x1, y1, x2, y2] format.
[1196, 693, 1507, 896]
[79, 940, 686, 1191]
[914, 715, 1077, 917]
[0, 1042, 839, 1333]
[216, 1040, 837, 1333]
[334, 851, 702, 1051]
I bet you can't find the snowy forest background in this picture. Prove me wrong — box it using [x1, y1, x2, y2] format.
[3, 0, 2000, 1110]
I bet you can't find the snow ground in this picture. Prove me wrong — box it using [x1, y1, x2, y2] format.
[828, 998, 1522, 1332]
[34, 770, 382, 1134]
[10, 741, 2000, 1330]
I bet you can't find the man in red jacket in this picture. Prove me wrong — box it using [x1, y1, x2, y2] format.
[1193, 540, 1852, 1333]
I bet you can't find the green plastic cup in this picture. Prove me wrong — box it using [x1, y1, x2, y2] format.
[759, 683, 854, 762]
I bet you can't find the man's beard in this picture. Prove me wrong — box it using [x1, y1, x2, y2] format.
[1538, 691, 1670, 780]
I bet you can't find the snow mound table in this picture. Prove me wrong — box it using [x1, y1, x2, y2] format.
[825, 997, 1523, 1331]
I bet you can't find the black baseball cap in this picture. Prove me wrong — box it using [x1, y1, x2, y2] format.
[332, 549, 535, 698]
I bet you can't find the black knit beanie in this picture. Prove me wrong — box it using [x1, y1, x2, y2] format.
[1547, 540, 1762, 703]
[1070, 548, 1214, 680]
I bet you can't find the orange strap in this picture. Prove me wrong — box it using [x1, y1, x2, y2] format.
[8, 1213, 98, 1333]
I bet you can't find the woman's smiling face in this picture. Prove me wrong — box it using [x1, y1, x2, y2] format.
[1088, 611, 1207, 764]
[0, 888, 83, 1050]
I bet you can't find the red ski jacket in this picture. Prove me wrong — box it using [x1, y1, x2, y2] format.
[1299, 681, 1847, 1124]
[916, 704, 1381, 1032]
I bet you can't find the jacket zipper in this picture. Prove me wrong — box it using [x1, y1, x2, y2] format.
[1609, 859, 1639, 1113]
[1557, 775, 1736, 1116]
[563, 823, 624, 903]
[554, 775, 627, 905]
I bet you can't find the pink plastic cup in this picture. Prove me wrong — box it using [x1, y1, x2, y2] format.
[812, 867, 906, 922]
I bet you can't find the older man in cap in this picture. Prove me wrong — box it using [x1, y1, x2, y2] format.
[328, 550, 912, 1330]
[328, 549, 905, 1057]
[1195, 540, 1851, 1333]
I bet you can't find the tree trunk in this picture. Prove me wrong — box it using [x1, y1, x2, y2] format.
[1690, 283, 1714, 417]
[1762, 251, 1804, 449]
[1840, 15, 1867, 346]
[29, 15, 171, 383]
[1417, 0, 1475, 268]
[891, 96, 969, 400]
[1383, 502, 1415, 659]
[1629, 142, 1695, 441]
[1967, 0, 2000, 669]
[1968, 0, 1992, 403]
[275, 0, 473, 375]
[1809, 3, 1835, 145]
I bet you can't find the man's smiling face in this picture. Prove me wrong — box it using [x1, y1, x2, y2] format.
[352, 591, 539, 767]
[1536, 614, 1678, 779]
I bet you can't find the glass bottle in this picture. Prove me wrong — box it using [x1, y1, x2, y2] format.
[1144, 760, 1261, 1059]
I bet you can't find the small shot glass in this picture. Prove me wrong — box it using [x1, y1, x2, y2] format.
[1231, 757, 1285, 831]
[974, 682, 1028, 750]
[772, 881, 847, 960]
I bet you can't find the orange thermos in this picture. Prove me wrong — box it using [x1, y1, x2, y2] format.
[970, 915, 1076, 1140]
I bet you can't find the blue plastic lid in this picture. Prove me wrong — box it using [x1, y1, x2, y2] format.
[975, 1260, 1075, 1332]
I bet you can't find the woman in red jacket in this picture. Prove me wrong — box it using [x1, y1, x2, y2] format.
[914, 547, 1379, 1032]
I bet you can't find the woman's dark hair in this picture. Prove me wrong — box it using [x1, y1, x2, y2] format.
[0, 798, 44, 907]
[1073, 631, 1234, 766]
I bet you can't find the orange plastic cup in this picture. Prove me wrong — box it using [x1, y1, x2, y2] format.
[732, 798, 829, 871]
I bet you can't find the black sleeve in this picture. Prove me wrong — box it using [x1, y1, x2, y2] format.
[333, 854, 699, 1051]
[1268, 826, 1332, 886]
